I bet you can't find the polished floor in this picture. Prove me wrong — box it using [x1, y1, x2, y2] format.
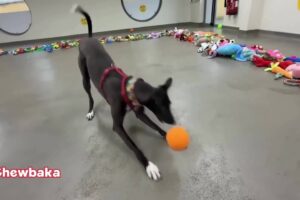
[0, 27, 300, 200]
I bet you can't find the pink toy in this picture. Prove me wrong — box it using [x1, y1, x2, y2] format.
[286, 64, 300, 79]
[249, 44, 265, 54]
[267, 49, 285, 60]
[217, 39, 234, 47]
[174, 28, 185, 39]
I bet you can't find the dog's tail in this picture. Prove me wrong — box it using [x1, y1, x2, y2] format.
[70, 4, 92, 37]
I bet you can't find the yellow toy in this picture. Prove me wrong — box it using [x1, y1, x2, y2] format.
[265, 62, 293, 79]
[166, 126, 190, 151]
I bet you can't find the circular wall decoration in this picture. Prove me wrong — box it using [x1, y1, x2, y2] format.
[0, 0, 32, 35]
[121, 0, 162, 22]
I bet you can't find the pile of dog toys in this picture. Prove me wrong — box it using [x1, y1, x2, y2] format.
[1, 28, 299, 86]
[0, 30, 171, 56]
[174, 28, 300, 87]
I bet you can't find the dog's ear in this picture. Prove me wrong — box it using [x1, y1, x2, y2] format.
[160, 78, 172, 91]
[134, 78, 155, 103]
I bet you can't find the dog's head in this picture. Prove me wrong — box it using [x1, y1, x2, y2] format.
[135, 78, 175, 125]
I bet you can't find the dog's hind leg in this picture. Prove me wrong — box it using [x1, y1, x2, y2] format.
[78, 54, 94, 120]
[110, 101, 161, 181]
[134, 107, 166, 138]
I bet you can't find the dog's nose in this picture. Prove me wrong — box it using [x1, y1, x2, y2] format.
[165, 117, 175, 125]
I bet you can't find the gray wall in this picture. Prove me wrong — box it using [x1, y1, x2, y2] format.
[0, 0, 204, 43]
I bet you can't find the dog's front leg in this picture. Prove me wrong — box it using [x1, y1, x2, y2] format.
[111, 104, 161, 181]
[135, 107, 166, 138]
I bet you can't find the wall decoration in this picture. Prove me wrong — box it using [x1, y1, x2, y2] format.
[0, 0, 31, 35]
[121, 0, 162, 22]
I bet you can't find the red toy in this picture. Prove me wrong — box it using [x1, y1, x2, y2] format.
[252, 56, 294, 69]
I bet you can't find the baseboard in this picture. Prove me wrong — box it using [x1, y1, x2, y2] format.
[1, 22, 204, 47]
[3, 23, 299, 48]
[256, 29, 300, 39]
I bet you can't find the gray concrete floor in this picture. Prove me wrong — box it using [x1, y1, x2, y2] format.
[0, 27, 300, 200]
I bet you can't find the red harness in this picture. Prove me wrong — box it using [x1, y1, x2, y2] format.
[99, 66, 135, 109]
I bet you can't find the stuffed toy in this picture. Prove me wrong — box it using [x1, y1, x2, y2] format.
[278, 60, 294, 69]
[174, 28, 185, 39]
[216, 43, 242, 57]
[286, 64, 300, 79]
[147, 32, 161, 39]
[265, 62, 293, 79]
[0, 49, 7, 56]
[105, 36, 115, 43]
[249, 44, 266, 55]
[217, 38, 235, 47]
[197, 42, 211, 54]
[285, 56, 300, 63]
[234, 47, 255, 62]
[194, 37, 210, 46]
[215, 44, 255, 61]
[267, 49, 285, 61]
[252, 56, 294, 69]
[252, 55, 272, 67]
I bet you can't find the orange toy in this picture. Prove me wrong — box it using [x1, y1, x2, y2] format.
[166, 126, 190, 151]
[265, 62, 293, 79]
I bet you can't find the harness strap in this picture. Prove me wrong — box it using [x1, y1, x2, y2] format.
[99, 66, 136, 109]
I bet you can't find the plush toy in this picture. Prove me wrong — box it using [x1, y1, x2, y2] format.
[252, 56, 294, 69]
[285, 56, 300, 63]
[266, 49, 285, 61]
[0, 49, 8, 56]
[105, 36, 114, 44]
[234, 47, 255, 62]
[198, 42, 218, 58]
[216, 43, 241, 56]
[217, 38, 235, 47]
[249, 44, 266, 55]
[215, 43, 253, 61]
[265, 63, 293, 79]
[174, 28, 185, 39]
[166, 126, 190, 151]
[43, 44, 53, 53]
[179, 30, 192, 41]
[252, 55, 272, 67]
[286, 64, 300, 79]
[52, 42, 60, 50]
[24, 46, 37, 53]
[194, 37, 210, 46]
[12, 48, 25, 55]
[148, 32, 161, 39]
[278, 60, 294, 70]
[197, 42, 211, 54]
[187, 35, 194, 43]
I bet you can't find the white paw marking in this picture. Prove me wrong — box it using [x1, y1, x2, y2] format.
[86, 110, 94, 120]
[146, 161, 161, 181]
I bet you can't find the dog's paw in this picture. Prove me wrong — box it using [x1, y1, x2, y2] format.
[159, 130, 167, 139]
[86, 110, 94, 121]
[146, 161, 161, 181]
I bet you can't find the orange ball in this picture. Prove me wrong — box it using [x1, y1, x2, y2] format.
[166, 126, 190, 151]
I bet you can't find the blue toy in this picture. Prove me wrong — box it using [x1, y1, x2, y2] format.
[285, 56, 300, 63]
[43, 44, 53, 53]
[216, 44, 255, 62]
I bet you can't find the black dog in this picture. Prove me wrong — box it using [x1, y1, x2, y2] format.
[71, 5, 175, 181]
